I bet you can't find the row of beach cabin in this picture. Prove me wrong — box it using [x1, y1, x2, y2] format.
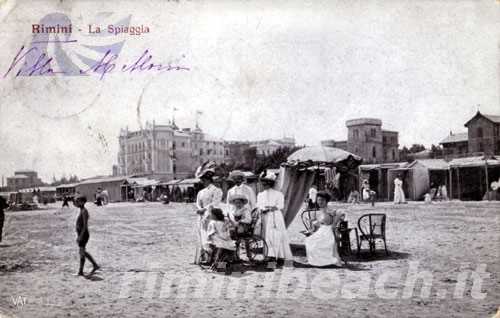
[2, 156, 498, 204]
[359, 155, 500, 201]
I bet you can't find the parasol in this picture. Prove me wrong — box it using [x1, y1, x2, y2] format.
[285, 146, 362, 171]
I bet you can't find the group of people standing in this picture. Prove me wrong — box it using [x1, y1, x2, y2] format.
[193, 164, 293, 267]
[194, 162, 346, 269]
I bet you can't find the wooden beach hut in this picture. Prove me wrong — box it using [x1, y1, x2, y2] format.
[76, 176, 128, 203]
[448, 156, 500, 200]
[56, 183, 79, 200]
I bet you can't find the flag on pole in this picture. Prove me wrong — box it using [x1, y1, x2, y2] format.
[173, 107, 179, 112]
[196, 110, 203, 115]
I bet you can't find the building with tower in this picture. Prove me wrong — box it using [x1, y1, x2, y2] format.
[321, 118, 399, 164]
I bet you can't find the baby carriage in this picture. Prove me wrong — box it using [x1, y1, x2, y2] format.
[233, 208, 268, 264]
[200, 208, 268, 273]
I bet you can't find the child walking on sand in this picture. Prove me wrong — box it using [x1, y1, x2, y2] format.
[74, 194, 100, 276]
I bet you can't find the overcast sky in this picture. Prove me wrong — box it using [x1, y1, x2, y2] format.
[0, 0, 498, 182]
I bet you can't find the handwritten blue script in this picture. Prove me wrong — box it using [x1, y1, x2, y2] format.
[3, 40, 190, 80]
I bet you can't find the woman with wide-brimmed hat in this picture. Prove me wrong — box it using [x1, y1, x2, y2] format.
[304, 191, 344, 267]
[194, 161, 223, 264]
[256, 170, 292, 265]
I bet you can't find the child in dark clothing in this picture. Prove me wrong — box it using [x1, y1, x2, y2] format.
[74, 195, 99, 276]
[62, 196, 70, 208]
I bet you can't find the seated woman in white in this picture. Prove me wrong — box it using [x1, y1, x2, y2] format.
[305, 191, 345, 267]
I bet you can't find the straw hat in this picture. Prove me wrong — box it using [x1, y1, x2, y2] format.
[228, 193, 249, 204]
[259, 170, 278, 182]
[195, 161, 217, 179]
[229, 170, 245, 181]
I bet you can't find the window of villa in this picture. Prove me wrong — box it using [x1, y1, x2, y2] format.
[477, 127, 483, 138]
[371, 128, 376, 138]
[353, 129, 359, 140]
[372, 146, 377, 158]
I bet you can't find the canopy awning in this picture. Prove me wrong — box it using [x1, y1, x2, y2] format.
[157, 179, 182, 186]
[407, 159, 450, 170]
[177, 178, 201, 185]
[284, 146, 362, 171]
[122, 177, 159, 188]
[449, 156, 500, 168]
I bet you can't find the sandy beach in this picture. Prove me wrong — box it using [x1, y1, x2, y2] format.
[0, 201, 499, 318]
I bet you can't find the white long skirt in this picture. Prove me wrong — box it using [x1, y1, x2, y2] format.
[194, 216, 209, 264]
[261, 211, 293, 259]
[305, 225, 342, 267]
[394, 186, 406, 203]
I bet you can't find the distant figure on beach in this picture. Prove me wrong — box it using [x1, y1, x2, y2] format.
[0, 196, 8, 242]
[393, 175, 406, 204]
[94, 188, 103, 206]
[424, 193, 432, 204]
[361, 179, 376, 206]
[74, 194, 100, 276]
[439, 184, 448, 201]
[307, 185, 318, 210]
[62, 195, 70, 208]
[160, 193, 170, 204]
[347, 189, 360, 204]
[483, 181, 500, 201]
[429, 182, 437, 200]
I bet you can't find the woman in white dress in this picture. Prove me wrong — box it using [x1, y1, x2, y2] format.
[256, 170, 293, 265]
[305, 191, 344, 267]
[194, 163, 223, 264]
[393, 175, 406, 204]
